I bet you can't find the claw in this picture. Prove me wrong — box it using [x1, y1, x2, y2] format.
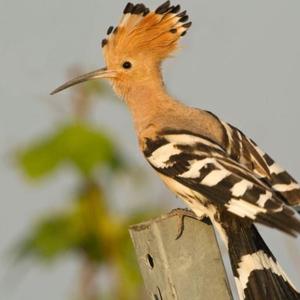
[167, 208, 206, 240]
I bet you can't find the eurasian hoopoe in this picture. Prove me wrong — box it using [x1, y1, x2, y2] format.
[51, 2, 300, 299]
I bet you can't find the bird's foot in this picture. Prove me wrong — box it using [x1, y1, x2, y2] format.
[168, 208, 206, 240]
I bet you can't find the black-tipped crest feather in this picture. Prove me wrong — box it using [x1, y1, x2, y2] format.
[143, 7, 150, 16]
[132, 3, 146, 15]
[177, 10, 187, 18]
[106, 26, 114, 35]
[155, 1, 171, 14]
[171, 4, 181, 14]
[183, 22, 192, 28]
[123, 2, 134, 14]
[179, 15, 189, 23]
[101, 38, 108, 48]
[113, 26, 118, 34]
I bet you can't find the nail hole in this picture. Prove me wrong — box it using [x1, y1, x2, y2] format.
[147, 253, 154, 268]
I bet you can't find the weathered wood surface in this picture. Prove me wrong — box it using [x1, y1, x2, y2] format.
[129, 209, 233, 300]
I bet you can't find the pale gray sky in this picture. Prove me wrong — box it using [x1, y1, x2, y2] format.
[1, 1, 300, 299]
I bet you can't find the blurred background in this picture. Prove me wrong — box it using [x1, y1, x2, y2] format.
[1, 0, 300, 299]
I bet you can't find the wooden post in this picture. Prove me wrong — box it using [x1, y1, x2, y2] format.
[129, 209, 233, 300]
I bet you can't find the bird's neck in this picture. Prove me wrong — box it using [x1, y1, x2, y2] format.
[124, 78, 176, 138]
[122, 77, 226, 152]
[122, 77, 225, 151]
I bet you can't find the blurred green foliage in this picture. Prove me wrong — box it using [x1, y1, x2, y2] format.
[14, 79, 155, 299]
[17, 123, 122, 179]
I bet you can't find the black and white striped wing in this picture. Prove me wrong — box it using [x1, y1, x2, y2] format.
[143, 129, 300, 300]
[221, 121, 300, 209]
[143, 129, 300, 236]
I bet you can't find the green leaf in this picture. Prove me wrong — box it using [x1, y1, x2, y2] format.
[16, 214, 79, 261]
[17, 122, 123, 179]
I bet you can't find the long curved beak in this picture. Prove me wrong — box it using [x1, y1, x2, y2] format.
[50, 67, 116, 95]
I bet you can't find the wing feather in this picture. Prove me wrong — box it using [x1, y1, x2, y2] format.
[144, 130, 300, 235]
[220, 121, 300, 208]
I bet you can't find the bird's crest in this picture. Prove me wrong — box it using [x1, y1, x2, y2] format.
[101, 1, 192, 61]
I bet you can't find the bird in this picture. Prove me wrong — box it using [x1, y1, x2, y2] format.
[51, 2, 300, 299]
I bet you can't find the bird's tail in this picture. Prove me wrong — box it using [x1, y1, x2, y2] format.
[219, 215, 300, 300]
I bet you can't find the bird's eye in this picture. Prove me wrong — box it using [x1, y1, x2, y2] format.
[122, 61, 132, 69]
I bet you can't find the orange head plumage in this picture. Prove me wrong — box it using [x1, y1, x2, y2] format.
[102, 2, 191, 63]
[51, 1, 192, 98]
